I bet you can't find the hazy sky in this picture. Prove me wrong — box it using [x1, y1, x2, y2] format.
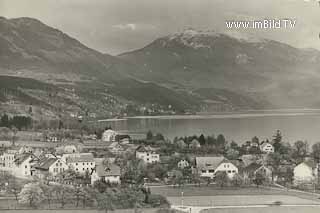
[1, 0, 320, 55]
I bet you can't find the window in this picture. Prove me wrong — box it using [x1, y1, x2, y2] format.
[91, 163, 93, 165]
[232, 170, 236, 173]
[83, 163, 85, 166]
[228, 171, 231, 173]
[25, 165, 27, 169]
[208, 169, 215, 173]
[83, 168, 85, 171]
[76, 168, 78, 171]
[201, 170, 206, 173]
[76, 163, 78, 166]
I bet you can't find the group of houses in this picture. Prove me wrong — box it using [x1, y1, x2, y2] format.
[0, 143, 121, 186]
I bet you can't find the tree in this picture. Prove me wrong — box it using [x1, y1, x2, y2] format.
[292, 140, 308, 164]
[253, 173, 265, 188]
[312, 142, 320, 163]
[40, 184, 54, 208]
[18, 183, 44, 207]
[215, 171, 229, 188]
[226, 148, 240, 160]
[273, 130, 282, 152]
[10, 126, 18, 146]
[231, 173, 243, 187]
[199, 134, 206, 146]
[171, 170, 184, 187]
[97, 192, 115, 213]
[53, 185, 74, 208]
[267, 152, 282, 181]
[146, 130, 153, 140]
[6, 174, 21, 204]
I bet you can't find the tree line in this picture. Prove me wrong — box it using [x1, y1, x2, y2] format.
[0, 113, 32, 130]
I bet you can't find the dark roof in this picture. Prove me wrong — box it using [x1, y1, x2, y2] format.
[95, 163, 121, 177]
[243, 163, 263, 173]
[14, 153, 32, 165]
[196, 156, 226, 170]
[136, 145, 154, 153]
[35, 158, 58, 170]
[304, 160, 317, 169]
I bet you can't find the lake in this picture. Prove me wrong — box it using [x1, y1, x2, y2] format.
[97, 110, 320, 144]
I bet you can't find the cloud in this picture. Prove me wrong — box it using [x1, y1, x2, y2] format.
[112, 23, 137, 31]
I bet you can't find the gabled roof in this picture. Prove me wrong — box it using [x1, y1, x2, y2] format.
[302, 160, 317, 169]
[67, 153, 94, 163]
[196, 156, 227, 170]
[35, 158, 59, 170]
[136, 145, 154, 153]
[14, 153, 32, 165]
[95, 163, 121, 177]
[243, 163, 264, 173]
[260, 142, 273, 149]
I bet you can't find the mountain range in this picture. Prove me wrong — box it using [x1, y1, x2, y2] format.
[1, 18, 320, 119]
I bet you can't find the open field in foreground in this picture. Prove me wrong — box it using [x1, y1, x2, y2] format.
[202, 206, 320, 213]
[0, 208, 159, 213]
[168, 194, 320, 206]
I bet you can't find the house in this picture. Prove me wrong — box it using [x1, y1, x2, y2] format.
[91, 163, 121, 185]
[260, 142, 274, 153]
[293, 160, 318, 185]
[102, 129, 117, 142]
[34, 157, 69, 179]
[242, 163, 272, 183]
[195, 156, 238, 179]
[64, 153, 96, 175]
[0, 148, 19, 171]
[13, 153, 37, 178]
[56, 144, 78, 154]
[190, 139, 201, 149]
[177, 159, 190, 169]
[108, 142, 125, 155]
[135, 145, 160, 164]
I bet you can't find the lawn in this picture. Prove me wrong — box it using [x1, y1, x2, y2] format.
[167, 195, 320, 206]
[151, 185, 320, 205]
[0, 208, 159, 213]
[202, 206, 320, 213]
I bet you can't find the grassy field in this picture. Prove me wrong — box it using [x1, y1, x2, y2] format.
[150, 186, 287, 197]
[202, 206, 320, 213]
[0, 208, 159, 213]
[151, 185, 320, 206]
[168, 194, 320, 206]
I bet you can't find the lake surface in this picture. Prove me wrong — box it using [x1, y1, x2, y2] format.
[97, 110, 320, 144]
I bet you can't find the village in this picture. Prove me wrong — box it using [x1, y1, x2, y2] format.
[0, 123, 320, 211]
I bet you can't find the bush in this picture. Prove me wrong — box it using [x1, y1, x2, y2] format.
[147, 194, 170, 208]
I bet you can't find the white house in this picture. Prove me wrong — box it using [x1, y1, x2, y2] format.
[0, 148, 19, 171]
[177, 159, 190, 169]
[64, 153, 96, 175]
[91, 163, 121, 185]
[242, 163, 273, 183]
[196, 156, 238, 179]
[294, 160, 318, 185]
[136, 145, 160, 164]
[260, 142, 274, 153]
[102, 129, 117, 142]
[13, 154, 36, 179]
[34, 157, 69, 179]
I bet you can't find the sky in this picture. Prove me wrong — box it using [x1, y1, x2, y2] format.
[1, 0, 320, 55]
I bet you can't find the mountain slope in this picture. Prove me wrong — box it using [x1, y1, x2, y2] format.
[119, 29, 320, 108]
[0, 18, 207, 117]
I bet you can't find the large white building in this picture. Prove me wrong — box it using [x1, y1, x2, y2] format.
[91, 163, 121, 185]
[34, 157, 69, 179]
[63, 153, 96, 175]
[102, 129, 117, 142]
[260, 142, 274, 153]
[135, 145, 160, 164]
[196, 156, 238, 179]
[294, 160, 318, 185]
